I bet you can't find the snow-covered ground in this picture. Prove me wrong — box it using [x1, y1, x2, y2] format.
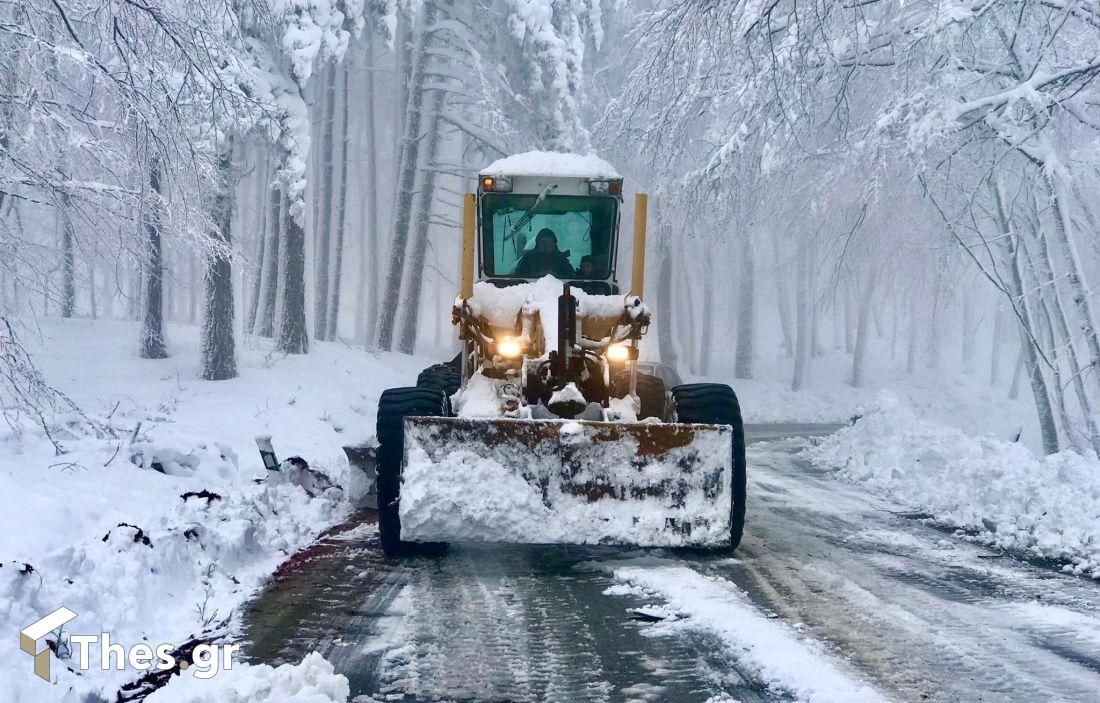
[145, 652, 350, 703]
[1, 318, 437, 702]
[808, 392, 1100, 578]
[689, 346, 1039, 451]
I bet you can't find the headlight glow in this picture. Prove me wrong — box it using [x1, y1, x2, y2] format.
[606, 343, 631, 363]
[497, 339, 522, 358]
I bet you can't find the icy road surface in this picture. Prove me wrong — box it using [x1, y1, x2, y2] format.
[241, 425, 1100, 702]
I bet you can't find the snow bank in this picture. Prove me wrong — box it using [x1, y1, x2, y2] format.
[482, 150, 620, 178]
[808, 392, 1100, 578]
[0, 318, 435, 700]
[604, 562, 885, 703]
[0, 416, 347, 701]
[146, 651, 349, 702]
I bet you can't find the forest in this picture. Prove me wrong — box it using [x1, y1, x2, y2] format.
[3, 0, 1100, 457]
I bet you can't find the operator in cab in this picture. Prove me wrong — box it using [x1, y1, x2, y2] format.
[513, 228, 575, 279]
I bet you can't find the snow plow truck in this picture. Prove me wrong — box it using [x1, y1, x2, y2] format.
[371, 152, 746, 555]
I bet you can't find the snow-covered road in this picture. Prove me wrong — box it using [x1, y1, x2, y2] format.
[240, 425, 1100, 702]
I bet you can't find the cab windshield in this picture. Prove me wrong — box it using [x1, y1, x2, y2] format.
[480, 193, 618, 280]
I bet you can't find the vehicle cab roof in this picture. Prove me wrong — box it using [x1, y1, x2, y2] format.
[481, 151, 621, 179]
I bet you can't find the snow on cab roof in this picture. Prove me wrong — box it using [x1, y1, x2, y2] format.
[482, 151, 621, 179]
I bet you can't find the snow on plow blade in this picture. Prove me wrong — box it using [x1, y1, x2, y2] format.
[398, 417, 734, 548]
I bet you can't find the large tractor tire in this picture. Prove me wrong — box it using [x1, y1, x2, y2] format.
[376, 387, 450, 555]
[611, 370, 668, 421]
[416, 363, 461, 398]
[671, 383, 746, 550]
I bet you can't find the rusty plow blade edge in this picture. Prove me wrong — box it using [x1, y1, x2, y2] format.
[397, 417, 735, 548]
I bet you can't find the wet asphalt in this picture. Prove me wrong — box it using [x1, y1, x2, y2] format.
[240, 424, 1100, 702]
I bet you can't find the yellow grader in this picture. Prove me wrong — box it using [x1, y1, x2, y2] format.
[372, 152, 746, 555]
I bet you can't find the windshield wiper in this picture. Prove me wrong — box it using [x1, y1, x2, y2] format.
[502, 183, 558, 243]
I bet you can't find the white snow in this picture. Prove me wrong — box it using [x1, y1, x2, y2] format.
[808, 391, 1100, 578]
[0, 318, 434, 700]
[547, 381, 585, 407]
[482, 150, 620, 178]
[606, 394, 640, 422]
[468, 276, 628, 353]
[603, 562, 886, 703]
[399, 419, 733, 546]
[451, 370, 501, 418]
[146, 651, 350, 702]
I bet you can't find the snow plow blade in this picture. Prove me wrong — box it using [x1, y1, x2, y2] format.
[397, 417, 735, 548]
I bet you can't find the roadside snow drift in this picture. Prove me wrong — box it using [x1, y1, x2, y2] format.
[809, 392, 1100, 578]
[146, 651, 350, 703]
[0, 319, 434, 700]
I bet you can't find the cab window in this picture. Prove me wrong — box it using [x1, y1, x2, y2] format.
[480, 194, 617, 279]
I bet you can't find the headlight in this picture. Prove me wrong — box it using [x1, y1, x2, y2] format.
[496, 339, 522, 358]
[480, 175, 513, 192]
[606, 343, 632, 362]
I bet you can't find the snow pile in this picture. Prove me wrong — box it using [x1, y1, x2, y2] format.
[0, 417, 347, 701]
[399, 418, 733, 546]
[0, 319, 436, 699]
[481, 151, 620, 178]
[604, 562, 885, 703]
[808, 392, 1100, 577]
[146, 651, 349, 702]
[451, 371, 501, 418]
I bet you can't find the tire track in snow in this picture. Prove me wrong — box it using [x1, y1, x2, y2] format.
[368, 545, 782, 702]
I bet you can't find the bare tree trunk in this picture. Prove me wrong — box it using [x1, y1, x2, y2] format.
[655, 232, 679, 372]
[140, 157, 167, 359]
[355, 39, 380, 348]
[87, 258, 97, 319]
[851, 271, 876, 388]
[187, 250, 199, 324]
[314, 63, 337, 341]
[59, 193, 75, 318]
[202, 145, 238, 380]
[890, 308, 898, 361]
[698, 255, 714, 376]
[990, 304, 1003, 386]
[1008, 344, 1024, 400]
[254, 185, 281, 338]
[961, 287, 975, 374]
[792, 243, 812, 391]
[327, 62, 350, 340]
[992, 183, 1058, 454]
[397, 88, 445, 354]
[276, 186, 309, 355]
[247, 151, 270, 332]
[1027, 202, 1100, 456]
[680, 246, 698, 375]
[1020, 237, 1074, 448]
[734, 236, 754, 379]
[1043, 170, 1100, 397]
[926, 275, 944, 371]
[377, 1, 435, 351]
[843, 278, 854, 354]
[772, 234, 793, 357]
